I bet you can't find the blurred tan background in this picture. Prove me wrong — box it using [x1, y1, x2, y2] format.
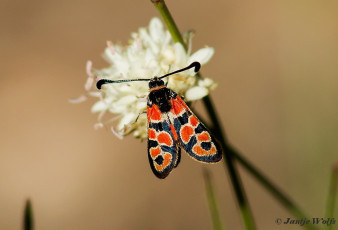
[1, 0, 337, 229]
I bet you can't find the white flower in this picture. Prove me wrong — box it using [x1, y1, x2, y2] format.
[82, 17, 217, 140]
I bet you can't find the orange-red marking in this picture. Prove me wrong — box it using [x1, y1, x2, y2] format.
[148, 104, 162, 122]
[158, 132, 172, 146]
[150, 85, 165, 92]
[155, 153, 172, 171]
[181, 126, 194, 143]
[193, 145, 217, 156]
[150, 147, 161, 158]
[177, 96, 190, 110]
[148, 129, 156, 139]
[171, 98, 185, 115]
[170, 124, 178, 141]
[189, 115, 199, 127]
[197, 132, 210, 142]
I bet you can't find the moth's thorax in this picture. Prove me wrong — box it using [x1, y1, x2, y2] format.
[148, 87, 173, 113]
[149, 85, 165, 92]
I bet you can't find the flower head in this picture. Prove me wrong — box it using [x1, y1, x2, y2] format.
[84, 17, 216, 140]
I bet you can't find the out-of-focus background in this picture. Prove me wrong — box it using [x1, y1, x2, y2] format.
[1, 0, 337, 229]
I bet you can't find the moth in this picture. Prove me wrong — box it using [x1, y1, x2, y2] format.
[97, 62, 222, 178]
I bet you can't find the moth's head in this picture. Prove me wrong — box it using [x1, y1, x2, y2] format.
[149, 77, 165, 89]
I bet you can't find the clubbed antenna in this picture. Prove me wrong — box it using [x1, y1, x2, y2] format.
[96, 62, 201, 89]
[159, 62, 201, 80]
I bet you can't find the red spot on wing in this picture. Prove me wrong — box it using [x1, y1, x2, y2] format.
[148, 104, 162, 122]
[150, 147, 161, 158]
[157, 133, 173, 146]
[147, 106, 151, 123]
[193, 145, 217, 156]
[149, 129, 156, 139]
[177, 96, 190, 110]
[197, 132, 211, 142]
[181, 126, 194, 143]
[154, 153, 172, 171]
[170, 124, 178, 141]
[171, 98, 185, 115]
[189, 115, 199, 127]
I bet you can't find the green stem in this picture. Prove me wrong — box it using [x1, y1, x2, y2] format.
[325, 164, 338, 230]
[203, 96, 256, 230]
[151, 1, 256, 229]
[151, 1, 318, 230]
[151, 0, 185, 50]
[23, 199, 34, 230]
[204, 169, 225, 230]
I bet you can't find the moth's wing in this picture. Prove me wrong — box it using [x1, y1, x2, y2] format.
[147, 103, 180, 179]
[174, 147, 181, 168]
[169, 94, 223, 162]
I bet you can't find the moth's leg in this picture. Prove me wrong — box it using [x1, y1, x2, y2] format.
[132, 96, 148, 124]
[164, 65, 172, 87]
[119, 111, 147, 137]
[135, 111, 147, 123]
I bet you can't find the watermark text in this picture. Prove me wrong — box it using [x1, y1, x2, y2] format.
[275, 218, 336, 227]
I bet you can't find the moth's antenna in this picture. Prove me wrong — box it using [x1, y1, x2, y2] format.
[96, 62, 201, 89]
[159, 62, 201, 80]
[96, 78, 150, 89]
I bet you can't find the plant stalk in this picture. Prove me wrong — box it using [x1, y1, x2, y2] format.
[23, 199, 34, 230]
[204, 169, 225, 230]
[325, 164, 338, 230]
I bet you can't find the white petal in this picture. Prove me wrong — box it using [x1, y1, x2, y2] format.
[106, 41, 115, 54]
[188, 47, 214, 65]
[174, 43, 187, 65]
[161, 47, 175, 63]
[108, 95, 137, 113]
[198, 78, 217, 89]
[88, 92, 102, 97]
[91, 100, 108, 112]
[149, 17, 164, 43]
[185, 86, 208, 101]
[111, 126, 124, 140]
[117, 113, 137, 130]
[115, 95, 137, 106]
[94, 123, 104, 130]
[139, 27, 159, 54]
[115, 84, 134, 94]
[136, 100, 147, 111]
[68, 95, 87, 103]
[86, 60, 93, 77]
[84, 75, 94, 91]
[103, 47, 116, 64]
